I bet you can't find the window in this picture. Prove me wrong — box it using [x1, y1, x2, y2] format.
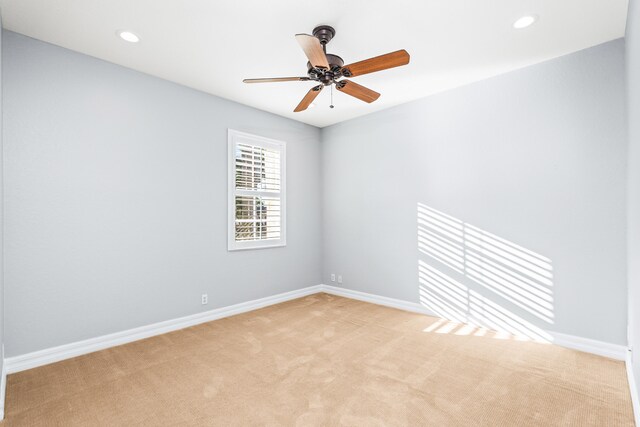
[228, 129, 286, 250]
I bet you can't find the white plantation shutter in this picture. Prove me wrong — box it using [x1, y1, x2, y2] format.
[228, 130, 286, 250]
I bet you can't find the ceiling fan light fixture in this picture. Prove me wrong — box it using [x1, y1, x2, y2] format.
[513, 15, 538, 29]
[117, 30, 140, 43]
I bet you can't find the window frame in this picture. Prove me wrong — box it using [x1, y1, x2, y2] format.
[227, 129, 287, 251]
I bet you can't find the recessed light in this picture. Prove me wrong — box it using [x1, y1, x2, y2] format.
[117, 30, 140, 43]
[513, 15, 538, 29]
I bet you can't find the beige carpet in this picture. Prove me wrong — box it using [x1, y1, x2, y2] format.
[3, 293, 635, 426]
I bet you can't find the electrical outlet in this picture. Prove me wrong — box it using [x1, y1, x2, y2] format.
[331, 273, 336, 282]
[201, 294, 208, 305]
[337, 275, 343, 284]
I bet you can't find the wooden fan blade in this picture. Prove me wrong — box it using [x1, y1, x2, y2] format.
[336, 80, 380, 103]
[342, 50, 410, 77]
[295, 34, 330, 69]
[243, 77, 310, 83]
[294, 85, 323, 112]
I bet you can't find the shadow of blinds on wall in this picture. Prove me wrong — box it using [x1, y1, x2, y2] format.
[417, 203, 554, 342]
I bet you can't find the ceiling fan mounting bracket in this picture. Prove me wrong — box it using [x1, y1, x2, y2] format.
[312, 25, 336, 45]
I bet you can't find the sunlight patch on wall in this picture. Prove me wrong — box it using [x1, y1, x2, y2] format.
[417, 205, 465, 274]
[417, 203, 554, 324]
[418, 260, 552, 342]
[417, 203, 554, 342]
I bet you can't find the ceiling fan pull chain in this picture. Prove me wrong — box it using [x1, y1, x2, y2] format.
[330, 84, 334, 109]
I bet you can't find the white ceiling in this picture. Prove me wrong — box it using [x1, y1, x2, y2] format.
[0, 0, 629, 128]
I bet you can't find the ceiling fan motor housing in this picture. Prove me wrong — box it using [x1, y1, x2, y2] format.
[307, 53, 344, 85]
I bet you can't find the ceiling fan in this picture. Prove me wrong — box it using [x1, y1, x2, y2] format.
[243, 25, 410, 112]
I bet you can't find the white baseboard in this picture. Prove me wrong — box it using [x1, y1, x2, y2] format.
[549, 331, 627, 361]
[322, 284, 436, 316]
[4, 283, 628, 376]
[0, 345, 6, 420]
[5, 285, 323, 374]
[627, 350, 640, 427]
[321, 285, 628, 361]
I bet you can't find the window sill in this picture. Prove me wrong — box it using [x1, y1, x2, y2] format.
[228, 241, 287, 251]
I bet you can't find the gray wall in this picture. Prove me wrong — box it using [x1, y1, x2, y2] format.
[322, 39, 627, 344]
[0, 17, 4, 377]
[2, 31, 322, 357]
[627, 0, 640, 396]
[1, 29, 629, 356]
